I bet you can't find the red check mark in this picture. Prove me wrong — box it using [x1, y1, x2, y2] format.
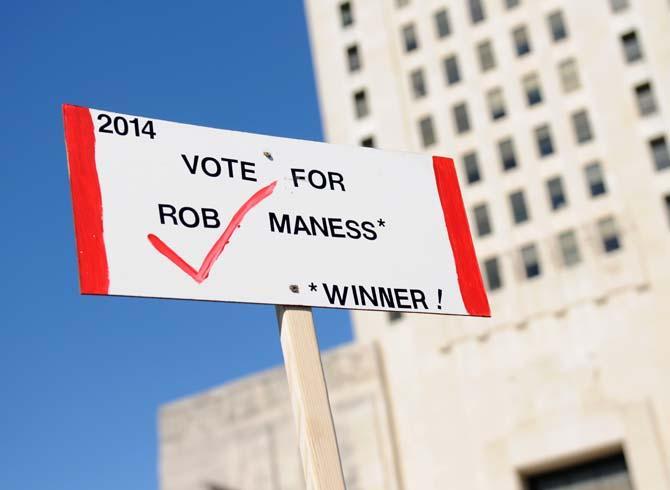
[147, 181, 277, 283]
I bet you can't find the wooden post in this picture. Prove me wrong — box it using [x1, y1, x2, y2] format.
[275, 305, 346, 490]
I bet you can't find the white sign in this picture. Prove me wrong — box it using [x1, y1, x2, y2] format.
[63, 104, 489, 317]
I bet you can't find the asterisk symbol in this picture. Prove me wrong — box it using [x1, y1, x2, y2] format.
[377, 218, 386, 227]
[309, 282, 317, 292]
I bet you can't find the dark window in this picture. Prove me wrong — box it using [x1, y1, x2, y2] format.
[510, 190, 530, 224]
[558, 58, 580, 92]
[513, 26, 531, 56]
[435, 9, 451, 38]
[610, 0, 629, 12]
[396, 0, 410, 7]
[477, 40, 496, 71]
[558, 230, 581, 267]
[526, 452, 632, 490]
[463, 151, 481, 184]
[598, 216, 622, 253]
[535, 124, 554, 157]
[520, 244, 541, 279]
[469, 0, 486, 24]
[402, 24, 419, 52]
[487, 88, 506, 120]
[389, 311, 403, 322]
[650, 136, 670, 171]
[524, 73, 543, 106]
[621, 31, 643, 63]
[444, 55, 461, 85]
[410, 68, 427, 98]
[572, 110, 594, 144]
[505, 0, 520, 9]
[360, 136, 375, 148]
[548, 11, 568, 42]
[585, 162, 607, 197]
[339, 2, 354, 27]
[483, 257, 503, 291]
[346, 44, 361, 72]
[453, 102, 471, 134]
[353, 89, 369, 118]
[664, 194, 670, 229]
[547, 176, 567, 210]
[473, 203, 492, 237]
[499, 138, 518, 171]
[419, 116, 436, 147]
[635, 82, 658, 116]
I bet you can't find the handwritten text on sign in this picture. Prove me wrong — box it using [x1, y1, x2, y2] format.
[63, 105, 489, 317]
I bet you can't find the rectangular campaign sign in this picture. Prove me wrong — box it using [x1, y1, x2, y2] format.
[62, 104, 489, 317]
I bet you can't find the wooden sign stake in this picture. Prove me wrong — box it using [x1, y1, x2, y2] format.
[276, 305, 346, 490]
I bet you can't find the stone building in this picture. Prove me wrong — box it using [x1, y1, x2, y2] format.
[160, 0, 670, 488]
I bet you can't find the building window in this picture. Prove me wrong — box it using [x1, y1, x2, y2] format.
[434, 9, 451, 38]
[402, 24, 419, 52]
[621, 31, 643, 63]
[487, 87, 506, 120]
[526, 452, 632, 490]
[388, 311, 403, 322]
[419, 116, 436, 147]
[558, 230, 581, 267]
[584, 162, 607, 197]
[547, 176, 568, 211]
[346, 44, 361, 72]
[523, 73, 543, 106]
[453, 102, 471, 134]
[410, 68, 427, 98]
[477, 40, 496, 72]
[598, 216, 622, 253]
[339, 2, 354, 28]
[512, 26, 531, 56]
[664, 194, 670, 229]
[505, 0, 520, 9]
[473, 203, 492, 237]
[396, 0, 410, 7]
[483, 257, 503, 291]
[360, 136, 375, 148]
[499, 138, 518, 171]
[443, 55, 461, 85]
[558, 58, 580, 93]
[572, 110, 594, 144]
[469, 0, 486, 24]
[548, 11, 568, 42]
[520, 244, 541, 279]
[463, 151, 481, 184]
[353, 89, 369, 118]
[609, 0, 629, 12]
[509, 190, 530, 224]
[535, 124, 555, 157]
[634, 82, 658, 116]
[650, 136, 670, 171]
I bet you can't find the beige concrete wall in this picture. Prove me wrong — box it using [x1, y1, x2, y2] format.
[160, 1, 670, 488]
[159, 343, 401, 490]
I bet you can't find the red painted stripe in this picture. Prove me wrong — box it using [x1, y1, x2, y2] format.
[432, 156, 490, 317]
[63, 104, 109, 294]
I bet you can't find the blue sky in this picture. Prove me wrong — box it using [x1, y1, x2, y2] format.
[0, 2, 352, 489]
